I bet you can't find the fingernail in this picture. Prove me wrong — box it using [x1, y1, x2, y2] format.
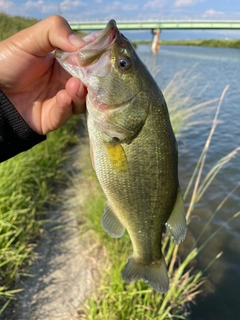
[68, 33, 86, 48]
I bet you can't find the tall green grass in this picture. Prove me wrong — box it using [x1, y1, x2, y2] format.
[73, 82, 239, 319]
[161, 39, 240, 49]
[133, 39, 240, 49]
[1, 13, 238, 317]
[0, 13, 38, 40]
[0, 118, 79, 312]
[162, 68, 218, 138]
[0, 12, 86, 41]
[0, 13, 80, 311]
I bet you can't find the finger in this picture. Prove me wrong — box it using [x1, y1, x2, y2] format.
[65, 77, 87, 114]
[12, 15, 86, 56]
[44, 84, 86, 134]
[44, 90, 73, 133]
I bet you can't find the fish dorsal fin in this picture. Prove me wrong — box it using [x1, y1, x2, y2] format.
[165, 187, 187, 244]
[101, 203, 125, 238]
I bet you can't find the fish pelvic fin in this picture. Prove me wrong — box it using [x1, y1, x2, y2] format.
[101, 203, 125, 238]
[121, 256, 169, 293]
[165, 187, 187, 245]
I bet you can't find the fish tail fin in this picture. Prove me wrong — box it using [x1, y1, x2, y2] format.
[121, 256, 169, 293]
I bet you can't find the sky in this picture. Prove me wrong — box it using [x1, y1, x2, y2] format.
[1, 0, 240, 21]
[0, 0, 240, 39]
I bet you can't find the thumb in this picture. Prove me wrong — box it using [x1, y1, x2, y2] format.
[13, 15, 86, 56]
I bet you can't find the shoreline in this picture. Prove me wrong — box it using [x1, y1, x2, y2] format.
[132, 38, 240, 49]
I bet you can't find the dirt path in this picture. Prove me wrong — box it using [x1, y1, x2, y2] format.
[4, 125, 105, 320]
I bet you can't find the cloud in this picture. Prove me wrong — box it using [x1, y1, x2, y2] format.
[24, 0, 56, 13]
[5, 0, 238, 23]
[0, 0, 13, 10]
[144, 0, 167, 9]
[174, 0, 193, 7]
[202, 9, 224, 18]
[60, 0, 86, 12]
[121, 4, 139, 11]
[174, 0, 206, 7]
[24, 0, 42, 8]
[23, 0, 86, 15]
[100, 1, 138, 12]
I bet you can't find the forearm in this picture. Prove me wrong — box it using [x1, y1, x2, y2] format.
[0, 90, 46, 162]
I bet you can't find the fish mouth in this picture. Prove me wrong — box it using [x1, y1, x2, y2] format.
[77, 19, 118, 67]
[55, 19, 119, 67]
[83, 19, 118, 50]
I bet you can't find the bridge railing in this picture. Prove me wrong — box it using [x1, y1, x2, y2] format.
[69, 20, 240, 31]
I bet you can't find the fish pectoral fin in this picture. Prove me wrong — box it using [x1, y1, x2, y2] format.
[121, 256, 169, 293]
[101, 203, 125, 238]
[165, 187, 187, 245]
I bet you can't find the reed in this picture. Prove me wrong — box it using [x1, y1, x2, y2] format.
[163, 71, 218, 138]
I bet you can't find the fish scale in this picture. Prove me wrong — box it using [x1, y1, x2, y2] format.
[55, 19, 187, 293]
[88, 102, 177, 270]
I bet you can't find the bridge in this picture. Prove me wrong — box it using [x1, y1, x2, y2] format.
[69, 20, 240, 54]
[69, 20, 240, 31]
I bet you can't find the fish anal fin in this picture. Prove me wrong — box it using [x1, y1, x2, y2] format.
[101, 203, 125, 238]
[121, 256, 169, 293]
[165, 187, 187, 244]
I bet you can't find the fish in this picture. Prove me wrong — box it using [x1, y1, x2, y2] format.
[55, 20, 187, 293]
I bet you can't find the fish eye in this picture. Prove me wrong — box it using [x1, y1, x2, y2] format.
[118, 56, 131, 71]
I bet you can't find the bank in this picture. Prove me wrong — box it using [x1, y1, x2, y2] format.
[133, 38, 240, 49]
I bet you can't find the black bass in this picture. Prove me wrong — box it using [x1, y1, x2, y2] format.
[55, 20, 187, 293]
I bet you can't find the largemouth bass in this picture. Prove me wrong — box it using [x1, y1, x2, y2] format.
[55, 20, 187, 293]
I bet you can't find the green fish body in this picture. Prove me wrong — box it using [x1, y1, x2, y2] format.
[55, 20, 187, 293]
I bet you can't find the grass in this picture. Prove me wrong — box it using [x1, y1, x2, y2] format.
[0, 117, 79, 312]
[0, 13, 39, 40]
[0, 12, 86, 313]
[80, 192, 203, 320]
[72, 79, 240, 319]
[143, 63, 218, 139]
[133, 39, 240, 49]
[161, 39, 240, 49]
[0, 12, 87, 41]
[0, 12, 239, 318]
[161, 68, 218, 138]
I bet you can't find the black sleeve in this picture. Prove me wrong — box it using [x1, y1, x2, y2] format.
[0, 90, 46, 163]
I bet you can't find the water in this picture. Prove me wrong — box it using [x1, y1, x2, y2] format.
[123, 29, 239, 41]
[136, 45, 240, 319]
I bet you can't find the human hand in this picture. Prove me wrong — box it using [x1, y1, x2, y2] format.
[0, 15, 87, 135]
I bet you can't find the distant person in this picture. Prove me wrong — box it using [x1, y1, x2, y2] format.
[0, 15, 87, 162]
